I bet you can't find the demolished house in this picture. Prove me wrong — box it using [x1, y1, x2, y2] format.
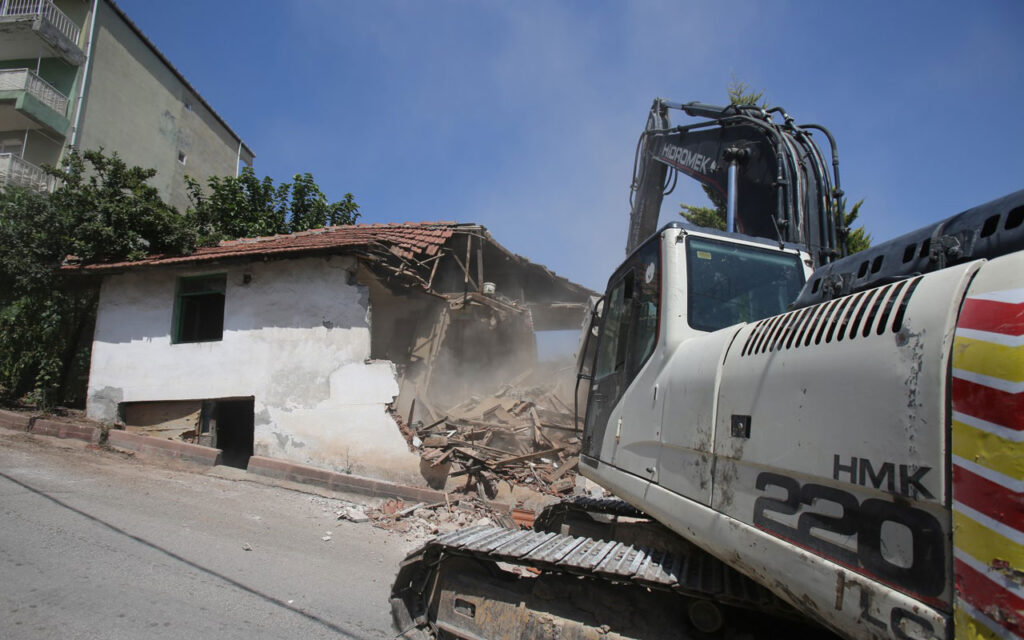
[69, 222, 593, 487]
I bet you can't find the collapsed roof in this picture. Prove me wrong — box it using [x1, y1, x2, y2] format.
[64, 222, 595, 330]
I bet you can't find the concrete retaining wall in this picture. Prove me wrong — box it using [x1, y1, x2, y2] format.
[0, 411, 100, 443]
[0, 409, 30, 431]
[31, 419, 100, 444]
[106, 430, 221, 466]
[246, 456, 445, 504]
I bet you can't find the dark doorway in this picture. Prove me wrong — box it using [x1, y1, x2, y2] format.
[214, 398, 254, 469]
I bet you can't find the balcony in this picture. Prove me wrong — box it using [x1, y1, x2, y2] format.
[0, 67, 70, 135]
[0, 0, 85, 66]
[0, 68, 68, 113]
[0, 153, 50, 191]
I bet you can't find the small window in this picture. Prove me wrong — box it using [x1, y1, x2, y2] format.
[174, 274, 226, 343]
[0, 138, 24, 156]
[177, 151, 187, 165]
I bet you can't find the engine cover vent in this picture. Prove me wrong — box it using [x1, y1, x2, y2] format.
[740, 276, 923, 357]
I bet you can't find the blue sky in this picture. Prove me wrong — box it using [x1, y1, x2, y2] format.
[118, 0, 1024, 293]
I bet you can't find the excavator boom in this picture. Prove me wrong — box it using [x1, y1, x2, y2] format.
[627, 98, 843, 265]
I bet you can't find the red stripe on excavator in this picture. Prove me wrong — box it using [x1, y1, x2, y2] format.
[952, 377, 1024, 431]
[954, 464, 1024, 532]
[954, 557, 1024, 637]
[957, 298, 1024, 336]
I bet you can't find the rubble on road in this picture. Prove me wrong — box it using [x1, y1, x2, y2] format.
[359, 495, 516, 541]
[339, 506, 370, 523]
[306, 368, 603, 543]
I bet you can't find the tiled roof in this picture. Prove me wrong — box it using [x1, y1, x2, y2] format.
[66, 222, 459, 272]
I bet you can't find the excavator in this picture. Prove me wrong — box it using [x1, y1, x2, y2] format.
[391, 99, 1024, 640]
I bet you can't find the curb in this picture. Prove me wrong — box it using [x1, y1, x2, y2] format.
[246, 456, 447, 504]
[0, 409, 31, 432]
[2, 410, 511, 511]
[107, 430, 222, 466]
[31, 419, 100, 444]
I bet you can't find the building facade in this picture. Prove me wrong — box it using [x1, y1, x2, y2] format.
[72, 223, 593, 486]
[0, 0, 253, 211]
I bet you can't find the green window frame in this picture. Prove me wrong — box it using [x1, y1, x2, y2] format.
[173, 274, 227, 344]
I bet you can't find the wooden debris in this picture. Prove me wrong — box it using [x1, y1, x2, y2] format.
[406, 375, 583, 496]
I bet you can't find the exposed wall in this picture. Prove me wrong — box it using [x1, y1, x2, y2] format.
[359, 267, 539, 421]
[122, 399, 202, 440]
[75, 1, 244, 212]
[86, 255, 423, 484]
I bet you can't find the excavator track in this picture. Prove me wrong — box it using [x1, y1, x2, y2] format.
[391, 524, 834, 639]
[536, 496, 646, 521]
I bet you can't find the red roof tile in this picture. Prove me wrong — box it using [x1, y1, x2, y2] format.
[65, 222, 457, 272]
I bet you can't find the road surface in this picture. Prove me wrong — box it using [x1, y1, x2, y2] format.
[0, 431, 420, 639]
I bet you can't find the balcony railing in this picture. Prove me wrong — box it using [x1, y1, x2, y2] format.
[0, 153, 50, 191]
[0, 68, 69, 115]
[0, 0, 82, 46]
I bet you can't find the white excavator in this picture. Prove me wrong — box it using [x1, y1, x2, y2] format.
[392, 99, 1024, 640]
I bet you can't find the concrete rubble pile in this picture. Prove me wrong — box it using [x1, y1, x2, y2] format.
[356, 496, 516, 541]
[405, 374, 583, 500]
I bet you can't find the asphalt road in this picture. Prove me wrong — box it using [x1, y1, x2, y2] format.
[0, 431, 421, 639]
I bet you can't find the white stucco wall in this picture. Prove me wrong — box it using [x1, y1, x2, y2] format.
[86, 255, 422, 484]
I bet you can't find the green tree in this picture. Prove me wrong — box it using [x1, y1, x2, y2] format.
[185, 167, 288, 243]
[841, 198, 872, 254]
[679, 80, 871, 254]
[0, 149, 195, 406]
[53, 149, 196, 262]
[679, 200, 726, 231]
[186, 168, 360, 245]
[726, 77, 767, 108]
[288, 172, 360, 232]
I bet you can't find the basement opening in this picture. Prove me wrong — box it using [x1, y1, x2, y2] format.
[207, 398, 255, 469]
[120, 397, 254, 469]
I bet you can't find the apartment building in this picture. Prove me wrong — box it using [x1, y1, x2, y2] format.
[0, 0, 253, 211]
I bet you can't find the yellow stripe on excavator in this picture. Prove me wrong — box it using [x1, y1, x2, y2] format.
[952, 336, 1024, 383]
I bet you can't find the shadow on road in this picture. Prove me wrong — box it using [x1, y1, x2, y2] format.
[0, 470, 372, 639]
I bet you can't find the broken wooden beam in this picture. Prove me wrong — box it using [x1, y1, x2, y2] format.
[487, 447, 564, 469]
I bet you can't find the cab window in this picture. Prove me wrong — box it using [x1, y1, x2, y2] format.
[592, 241, 660, 384]
[686, 236, 804, 332]
[627, 244, 660, 378]
[593, 278, 629, 379]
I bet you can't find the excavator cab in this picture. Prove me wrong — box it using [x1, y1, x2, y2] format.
[579, 224, 812, 465]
